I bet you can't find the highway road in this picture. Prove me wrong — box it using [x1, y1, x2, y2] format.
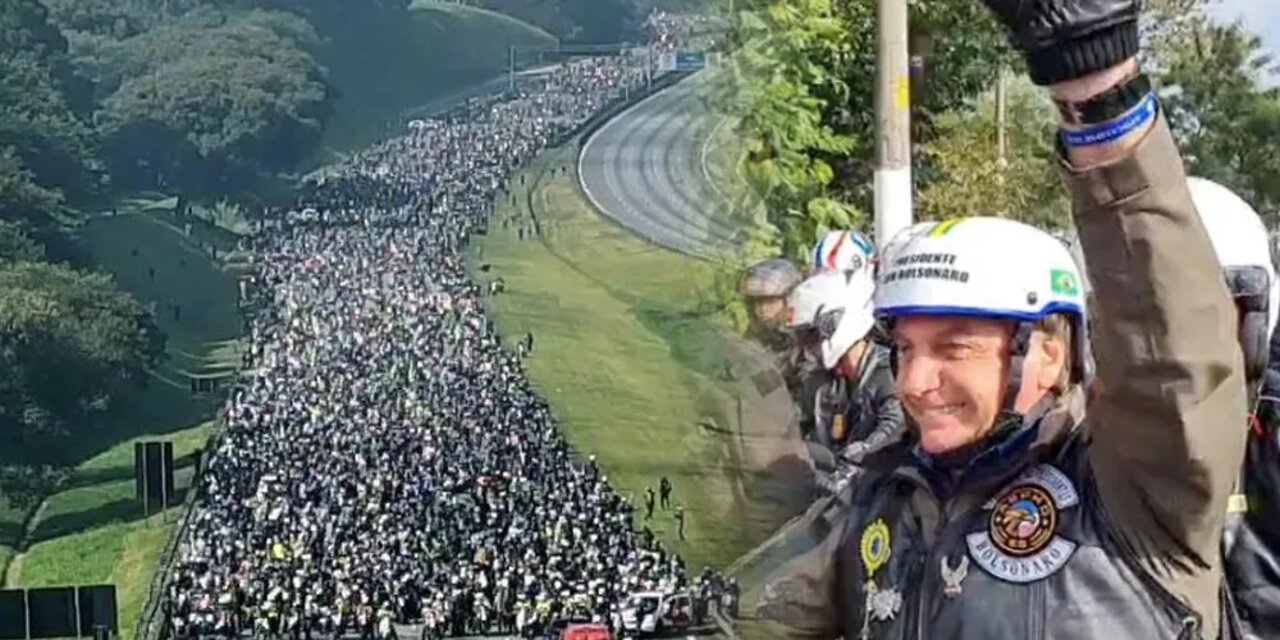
[579, 71, 743, 260]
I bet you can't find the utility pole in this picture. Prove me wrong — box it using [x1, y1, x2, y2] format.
[508, 46, 516, 93]
[646, 44, 653, 92]
[874, 0, 912, 249]
[996, 67, 1008, 168]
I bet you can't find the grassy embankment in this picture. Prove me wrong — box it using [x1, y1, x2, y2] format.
[471, 140, 809, 574]
[310, 0, 557, 160]
[0, 5, 555, 636]
[1, 196, 243, 638]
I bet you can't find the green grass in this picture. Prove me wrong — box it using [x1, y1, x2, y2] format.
[8, 421, 212, 640]
[472, 145, 807, 572]
[410, 0, 558, 40]
[0, 497, 22, 579]
[2, 199, 242, 639]
[81, 207, 242, 380]
[309, 1, 558, 160]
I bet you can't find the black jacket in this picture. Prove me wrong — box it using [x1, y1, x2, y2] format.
[811, 344, 904, 460]
[759, 390, 1231, 639]
[1225, 366, 1280, 639]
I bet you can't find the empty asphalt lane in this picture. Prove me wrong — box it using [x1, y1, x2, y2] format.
[579, 71, 742, 260]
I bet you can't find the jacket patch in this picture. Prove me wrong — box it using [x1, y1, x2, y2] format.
[860, 518, 892, 577]
[967, 464, 1079, 583]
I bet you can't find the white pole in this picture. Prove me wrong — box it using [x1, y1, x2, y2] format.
[873, 0, 913, 248]
[997, 68, 1008, 167]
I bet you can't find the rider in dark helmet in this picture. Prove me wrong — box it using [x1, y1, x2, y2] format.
[743, 257, 804, 354]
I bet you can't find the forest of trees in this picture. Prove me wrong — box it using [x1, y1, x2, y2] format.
[723, 0, 1280, 260]
[0, 0, 662, 468]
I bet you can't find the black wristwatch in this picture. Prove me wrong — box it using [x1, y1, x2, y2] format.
[1052, 72, 1152, 126]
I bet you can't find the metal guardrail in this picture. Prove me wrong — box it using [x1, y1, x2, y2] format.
[134, 424, 229, 640]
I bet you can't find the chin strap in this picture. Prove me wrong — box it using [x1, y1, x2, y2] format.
[887, 318, 1049, 437]
[995, 322, 1035, 427]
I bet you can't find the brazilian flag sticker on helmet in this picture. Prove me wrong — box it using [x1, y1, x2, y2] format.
[1050, 269, 1079, 296]
[929, 218, 966, 238]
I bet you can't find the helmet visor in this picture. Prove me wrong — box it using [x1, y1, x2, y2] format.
[813, 307, 845, 341]
[1227, 266, 1270, 313]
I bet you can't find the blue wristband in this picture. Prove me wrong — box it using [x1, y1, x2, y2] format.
[1059, 92, 1158, 148]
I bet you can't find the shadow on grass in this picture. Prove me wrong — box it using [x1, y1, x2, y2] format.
[63, 455, 200, 493]
[39, 385, 222, 471]
[30, 206, 242, 471]
[30, 488, 192, 545]
[0, 521, 22, 546]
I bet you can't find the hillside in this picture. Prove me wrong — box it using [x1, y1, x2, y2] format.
[311, 0, 558, 157]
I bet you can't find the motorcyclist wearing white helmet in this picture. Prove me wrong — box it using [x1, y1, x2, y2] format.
[1182, 178, 1280, 640]
[784, 271, 904, 467]
[811, 230, 876, 277]
[755, 0, 1247, 636]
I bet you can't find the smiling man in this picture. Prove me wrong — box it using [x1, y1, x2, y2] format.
[877, 219, 1085, 465]
[754, 0, 1248, 637]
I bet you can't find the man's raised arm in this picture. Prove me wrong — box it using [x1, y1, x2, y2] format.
[978, 1, 1248, 636]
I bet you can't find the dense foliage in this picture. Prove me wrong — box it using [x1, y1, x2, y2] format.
[721, 0, 1010, 260]
[1152, 6, 1280, 217]
[727, 0, 1280, 257]
[0, 0, 588, 457]
[917, 74, 1067, 225]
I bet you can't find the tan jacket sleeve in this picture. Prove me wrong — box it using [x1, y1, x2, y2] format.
[1061, 113, 1248, 634]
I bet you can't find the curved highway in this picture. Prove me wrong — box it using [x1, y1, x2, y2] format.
[579, 71, 743, 260]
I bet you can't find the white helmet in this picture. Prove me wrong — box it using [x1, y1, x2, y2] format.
[811, 230, 875, 275]
[1187, 177, 1278, 380]
[875, 217, 1091, 394]
[876, 217, 1086, 323]
[785, 271, 877, 370]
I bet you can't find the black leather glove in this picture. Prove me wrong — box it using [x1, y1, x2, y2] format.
[980, 0, 1141, 86]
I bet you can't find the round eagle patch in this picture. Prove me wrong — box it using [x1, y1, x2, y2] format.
[989, 484, 1058, 557]
[965, 464, 1079, 583]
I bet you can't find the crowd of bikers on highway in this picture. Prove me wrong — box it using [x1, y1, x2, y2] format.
[162, 15, 734, 640]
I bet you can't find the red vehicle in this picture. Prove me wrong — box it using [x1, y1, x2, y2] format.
[561, 623, 611, 640]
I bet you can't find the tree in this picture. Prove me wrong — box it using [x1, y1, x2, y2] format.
[918, 74, 1069, 227]
[723, 0, 1010, 259]
[0, 147, 69, 226]
[0, 220, 46, 262]
[0, 261, 165, 447]
[0, 0, 101, 219]
[724, 0, 861, 261]
[96, 8, 331, 195]
[1156, 16, 1280, 214]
